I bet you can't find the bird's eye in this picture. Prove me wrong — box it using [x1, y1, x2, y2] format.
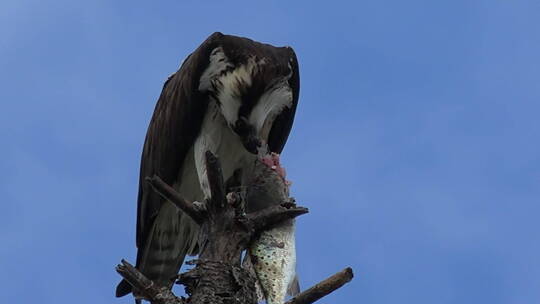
[236, 118, 246, 129]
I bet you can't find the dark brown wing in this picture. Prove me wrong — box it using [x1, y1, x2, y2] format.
[116, 33, 224, 297]
[136, 33, 225, 250]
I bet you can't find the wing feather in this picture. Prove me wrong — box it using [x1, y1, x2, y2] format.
[117, 33, 225, 297]
[136, 33, 225, 249]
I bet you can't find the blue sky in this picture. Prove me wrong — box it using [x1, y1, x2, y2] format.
[1, 1, 539, 303]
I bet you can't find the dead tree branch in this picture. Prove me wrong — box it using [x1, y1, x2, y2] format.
[246, 203, 309, 232]
[117, 151, 310, 304]
[115, 260, 184, 304]
[116, 151, 354, 304]
[205, 151, 226, 210]
[146, 175, 206, 224]
[284, 267, 354, 304]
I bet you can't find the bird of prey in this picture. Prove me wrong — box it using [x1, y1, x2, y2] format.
[116, 32, 300, 303]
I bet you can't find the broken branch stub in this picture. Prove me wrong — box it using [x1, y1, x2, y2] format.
[205, 151, 226, 210]
[284, 267, 354, 304]
[115, 259, 184, 304]
[246, 203, 309, 232]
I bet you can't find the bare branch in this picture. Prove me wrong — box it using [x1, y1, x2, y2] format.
[205, 151, 226, 209]
[284, 267, 354, 304]
[246, 203, 309, 231]
[146, 175, 205, 224]
[116, 259, 184, 304]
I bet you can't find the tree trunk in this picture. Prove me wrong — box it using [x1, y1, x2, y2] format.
[116, 151, 352, 304]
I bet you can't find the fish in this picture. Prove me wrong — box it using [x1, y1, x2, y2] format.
[243, 154, 300, 304]
[249, 220, 299, 304]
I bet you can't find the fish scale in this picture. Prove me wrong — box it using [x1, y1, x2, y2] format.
[250, 219, 296, 304]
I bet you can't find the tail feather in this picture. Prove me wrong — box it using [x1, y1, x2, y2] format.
[115, 202, 199, 298]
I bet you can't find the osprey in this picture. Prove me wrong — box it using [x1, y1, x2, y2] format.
[116, 33, 300, 303]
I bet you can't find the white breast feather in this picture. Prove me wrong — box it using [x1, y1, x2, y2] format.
[193, 102, 255, 198]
